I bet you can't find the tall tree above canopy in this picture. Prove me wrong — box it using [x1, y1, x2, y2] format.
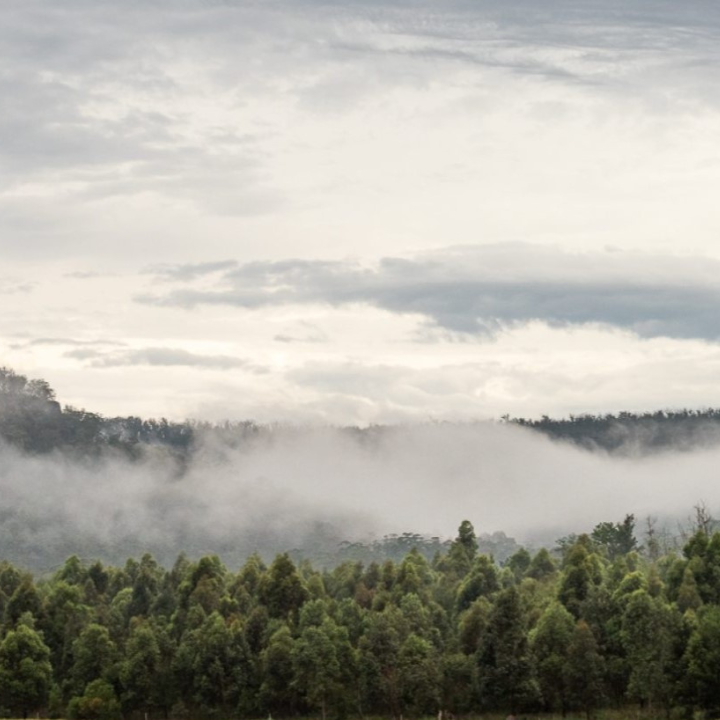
[445, 521, 478, 576]
[591, 515, 639, 559]
[260, 554, 309, 621]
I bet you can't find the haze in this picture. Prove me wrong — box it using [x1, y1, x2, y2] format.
[0, 420, 712, 570]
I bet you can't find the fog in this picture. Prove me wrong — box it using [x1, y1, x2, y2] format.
[0, 421, 715, 571]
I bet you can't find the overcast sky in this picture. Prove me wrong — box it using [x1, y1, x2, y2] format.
[3, 0, 720, 424]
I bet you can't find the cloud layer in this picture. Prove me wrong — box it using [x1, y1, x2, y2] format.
[141, 245, 720, 341]
[3, 0, 720, 423]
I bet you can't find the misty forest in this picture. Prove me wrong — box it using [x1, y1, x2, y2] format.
[2, 368, 720, 720]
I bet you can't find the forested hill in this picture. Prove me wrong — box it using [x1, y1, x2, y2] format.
[510, 409, 720, 454]
[3, 366, 720, 458]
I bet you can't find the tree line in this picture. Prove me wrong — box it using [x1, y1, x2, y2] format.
[4, 366, 720, 459]
[2, 516, 720, 719]
[510, 409, 720, 454]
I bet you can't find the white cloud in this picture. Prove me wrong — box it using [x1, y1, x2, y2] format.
[2, 0, 720, 422]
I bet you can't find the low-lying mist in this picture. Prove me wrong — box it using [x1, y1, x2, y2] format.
[1, 421, 716, 572]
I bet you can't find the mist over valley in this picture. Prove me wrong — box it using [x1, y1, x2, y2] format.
[0, 368, 717, 571]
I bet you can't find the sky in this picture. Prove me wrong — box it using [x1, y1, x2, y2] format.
[3, 0, 720, 425]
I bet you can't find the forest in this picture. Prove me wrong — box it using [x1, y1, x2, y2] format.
[1, 516, 720, 719]
[3, 367, 720, 718]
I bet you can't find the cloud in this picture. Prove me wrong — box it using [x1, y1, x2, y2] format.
[147, 260, 239, 282]
[2, 0, 720, 265]
[63, 271, 117, 279]
[16, 337, 126, 349]
[136, 245, 720, 341]
[0, 278, 35, 295]
[66, 346, 265, 372]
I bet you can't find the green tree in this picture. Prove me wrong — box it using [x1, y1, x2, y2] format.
[621, 589, 679, 712]
[526, 548, 557, 581]
[685, 605, 720, 715]
[358, 607, 404, 717]
[70, 624, 117, 697]
[477, 586, 538, 713]
[67, 679, 121, 720]
[531, 602, 575, 715]
[456, 555, 499, 612]
[292, 617, 355, 720]
[559, 537, 603, 617]
[565, 620, 604, 719]
[259, 554, 309, 620]
[5, 577, 41, 627]
[446, 520, 478, 574]
[439, 652, 475, 714]
[0, 621, 53, 718]
[397, 632, 440, 716]
[174, 611, 248, 715]
[119, 622, 162, 714]
[259, 624, 298, 717]
[591, 515, 639, 559]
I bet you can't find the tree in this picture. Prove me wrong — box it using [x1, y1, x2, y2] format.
[506, 547, 531, 581]
[173, 611, 248, 715]
[292, 617, 355, 720]
[456, 555, 499, 612]
[477, 586, 538, 713]
[119, 622, 162, 714]
[358, 607, 404, 717]
[0, 621, 53, 718]
[620, 589, 679, 712]
[526, 548, 557, 581]
[397, 633, 440, 717]
[70, 624, 117, 697]
[564, 620, 604, 719]
[458, 597, 491, 655]
[591, 515, 639, 559]
[440, 521, 479, 578]
[439, 652, 475, 714]
[531, 602, 575, 715]
[260, 624, 298, 717]
[39, 580, 91, 680]
[67, 679, 121, 720]
[259, 554, 309, 620]
[685, 606, 720, 715]
[559, 537, 603, 617]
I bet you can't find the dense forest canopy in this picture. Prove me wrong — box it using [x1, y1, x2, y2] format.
[0, 518, 718, 719]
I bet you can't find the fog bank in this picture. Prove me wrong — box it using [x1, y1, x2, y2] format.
[1, 422, 716, 571]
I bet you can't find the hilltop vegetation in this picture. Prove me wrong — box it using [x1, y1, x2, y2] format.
[4, 366, 720, 460]
[511, 410, 720, 454]
[0, 517, 719, 718]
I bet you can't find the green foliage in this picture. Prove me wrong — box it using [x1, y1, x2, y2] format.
[0, 622, 53, 717]
[565, 620, 605, 718]
[1, 516, 720, 717]
[67, 679, 121, 720]
[477, 586, 539, 713]
[685, 605, 720, 715]
[456, 555, 499, 611]
[592, 515, 639, 559]
[260, 554, 309, 620]
[531, 602, 575, 714]
[559, 536, 603, 617]
[620, 590, 679, 711]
